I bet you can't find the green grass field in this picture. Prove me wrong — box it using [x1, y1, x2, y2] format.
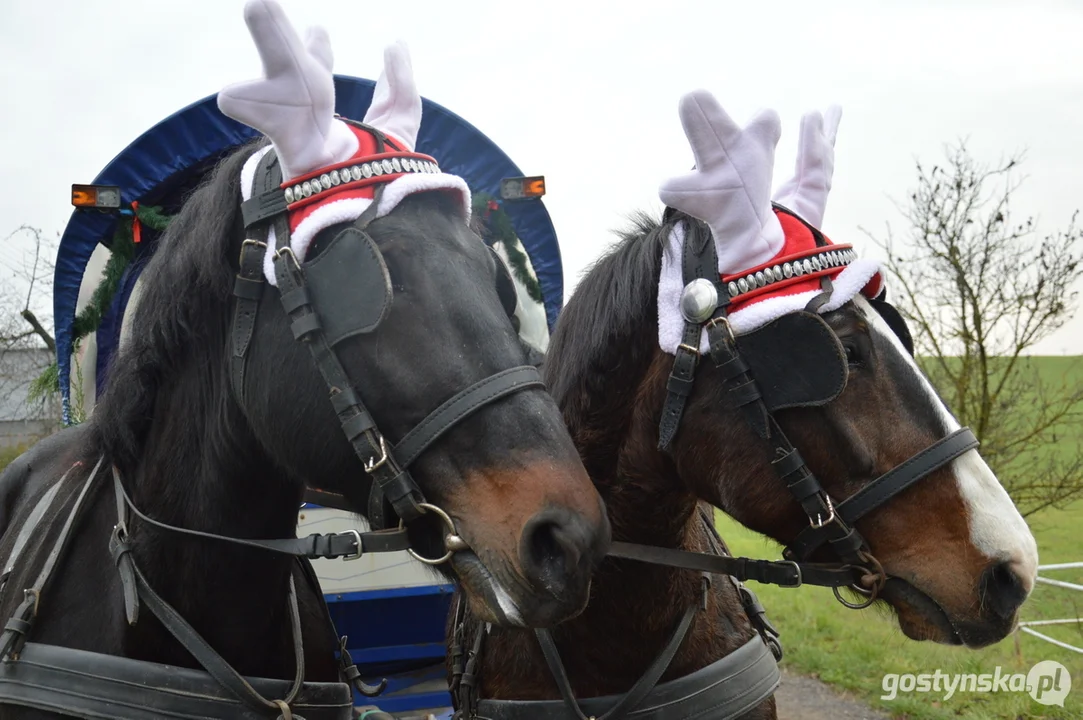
[715, 356, 1083, 719]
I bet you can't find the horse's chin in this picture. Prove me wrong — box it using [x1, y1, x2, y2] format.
[879, 577, 1016, 648]
[878, 578, 962, 644]
[450, 551, 590, 629]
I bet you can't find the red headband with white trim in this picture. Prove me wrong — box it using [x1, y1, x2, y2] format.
[656, 90, 883, 354]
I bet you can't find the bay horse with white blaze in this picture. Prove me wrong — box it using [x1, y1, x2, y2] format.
[449, 91, 1038, 720]
[0, 4, 608, 719]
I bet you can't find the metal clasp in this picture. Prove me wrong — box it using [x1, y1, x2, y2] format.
[810, 495, 837, 529]
[705, 315, 736, 345]
[364, 436, 389, 474]
[273, 245, 301, 270]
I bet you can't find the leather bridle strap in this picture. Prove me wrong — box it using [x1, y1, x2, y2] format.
[532, 582, 704, 720]
[271, 214, 426, 525]
[116, 546, 307, 716]
[658, 221, 724, 451]
[111, 467, 409, 559]
[393, 366, 544, 468]
[787, 427, 979, 560]
[607, 541, 862, 589]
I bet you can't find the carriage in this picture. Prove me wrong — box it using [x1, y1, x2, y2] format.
[54, 77, 564, 719]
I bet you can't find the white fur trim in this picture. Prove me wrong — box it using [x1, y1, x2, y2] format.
[240, 149, 471, 284]
[658, 221, 882, 353]
[375, 173, 470, 220]
[657, 223, 691, 353]
[241, 145, 274, 202]
[281, 196, 377, 281]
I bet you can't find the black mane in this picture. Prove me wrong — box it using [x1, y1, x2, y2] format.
[544, 211, 715, 476]
[545, 212, 662, 409]
[87, 142, 264, 470]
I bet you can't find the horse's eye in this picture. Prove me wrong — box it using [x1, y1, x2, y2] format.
[844, 342, 860, 366]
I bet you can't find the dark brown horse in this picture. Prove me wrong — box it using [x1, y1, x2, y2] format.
[446, 90, 1037, 720]
[447, 206, 1039, 719]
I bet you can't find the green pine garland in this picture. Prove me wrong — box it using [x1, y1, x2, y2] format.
[35, 205, 172, 401]
[472, 193, 544, 304]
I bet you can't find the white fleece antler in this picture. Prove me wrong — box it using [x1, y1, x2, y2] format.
[772, 106, 841, 229]
[659, 89, 784, 275]
[218, 0, 357, 181]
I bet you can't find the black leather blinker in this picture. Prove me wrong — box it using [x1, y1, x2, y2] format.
[735, 311, 848, 412]
[303, 227, 393, 346]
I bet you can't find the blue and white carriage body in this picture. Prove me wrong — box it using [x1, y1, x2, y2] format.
[54, 77, 565, 717]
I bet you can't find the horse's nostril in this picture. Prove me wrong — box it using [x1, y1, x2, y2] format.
[981, 560, 1028, 621]
[530, 522, 565, 575]
[520, 510, 588, 593]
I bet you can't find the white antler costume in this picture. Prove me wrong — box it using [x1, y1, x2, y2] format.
[219, 0, 469, 284]
[657, 91, 882, 354]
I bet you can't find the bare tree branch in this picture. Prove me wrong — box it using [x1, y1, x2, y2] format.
[866, 141, 1083, 516]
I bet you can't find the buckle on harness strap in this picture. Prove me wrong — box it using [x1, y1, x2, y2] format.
[780, 560, 802, 588]
[341, 529, 364, 561]
[364, 435, 389, 474]
[810, 495, 836, 528]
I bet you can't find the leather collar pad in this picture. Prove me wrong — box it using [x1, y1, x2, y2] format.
[303, 226, 392, 345]
[735, 311, 847, 411]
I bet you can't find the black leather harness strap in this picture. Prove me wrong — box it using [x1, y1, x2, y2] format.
[112, 466, 410, 560]
[658, 221, 722, 451]
[607, 541, 861, 589]
[0, 458, 354, 720]
[471, 634, 780, 720]
[533, 588, 702, 720]
[117, 545, 307, 716]
[231, 149, 282, 407]
[0, 457, 105, 662]
[393, 366, 545, 468]
[0, 642, 351, 720]
[272, 234, 427, 525]
[787, 427, 979, 560]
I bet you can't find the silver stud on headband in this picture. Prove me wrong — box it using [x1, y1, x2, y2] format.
[680, 278, 719, 323]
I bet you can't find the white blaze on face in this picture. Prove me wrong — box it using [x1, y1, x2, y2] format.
[853, 296, 1039, 592]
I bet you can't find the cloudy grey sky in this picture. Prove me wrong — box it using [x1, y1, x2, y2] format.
[2, 0, 1082, 353]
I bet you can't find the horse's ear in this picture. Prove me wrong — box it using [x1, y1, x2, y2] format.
[867, 297, 914, 356]
[735, 311, 847, 411]
[523, 343, 545, 369]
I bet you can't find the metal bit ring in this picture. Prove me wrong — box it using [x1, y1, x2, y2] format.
[399, 502, 466, 566]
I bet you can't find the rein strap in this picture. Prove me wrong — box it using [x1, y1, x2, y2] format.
[607, 541, 861, 589]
